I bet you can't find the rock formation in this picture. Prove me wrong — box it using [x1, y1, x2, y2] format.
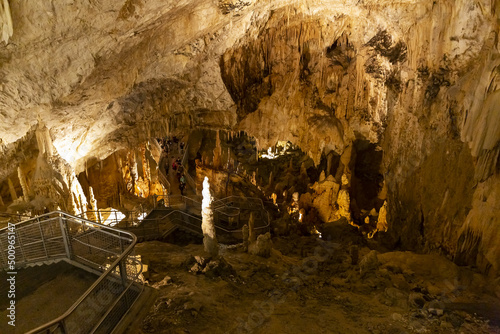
[0, 0, 498, 276]
[201, 176, 218, 257]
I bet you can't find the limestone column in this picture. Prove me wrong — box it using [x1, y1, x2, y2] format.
[7, 177, 17, 202]
[142, 145, 150, 181]
[337, 174, 352, 223]
[213, 130, 222, 168]
[0, 194, 4, 207]
[201, 177, 218, 256]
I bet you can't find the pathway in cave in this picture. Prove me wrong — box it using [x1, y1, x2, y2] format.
[165, 152, 196, 197]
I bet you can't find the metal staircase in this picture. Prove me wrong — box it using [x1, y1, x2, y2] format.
[79, 195, 270, 243]
[0, 211, 144, 334]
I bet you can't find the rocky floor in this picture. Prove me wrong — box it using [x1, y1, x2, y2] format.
[134, 237, 500, 334]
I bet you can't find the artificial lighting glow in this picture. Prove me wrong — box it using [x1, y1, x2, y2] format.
[138, 212, 147, 221]
[261, 147, 277, 159]
[259, 141, 293, 159]
[100, 208, 126, 227]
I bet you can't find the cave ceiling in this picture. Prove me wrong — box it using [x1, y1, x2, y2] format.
[0, 0, 494, 171]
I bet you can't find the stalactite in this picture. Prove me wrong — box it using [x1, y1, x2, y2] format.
[35, 120, 54, 156]
[0, 0, 13, 44]
[7, 177, 17, 202]
[17, 166, 30, 201]
[213, 130, 222, 168]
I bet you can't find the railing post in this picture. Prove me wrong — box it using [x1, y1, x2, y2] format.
[60, 319, 68, 334]
[118, 259, 130, 306]
[59, 217, 72, 260]
[38, 221, 49, 260]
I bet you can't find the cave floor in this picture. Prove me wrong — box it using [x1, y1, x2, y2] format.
[133, 238, 500, 334]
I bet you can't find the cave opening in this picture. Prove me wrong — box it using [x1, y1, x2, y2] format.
[349, 139, 385, 225]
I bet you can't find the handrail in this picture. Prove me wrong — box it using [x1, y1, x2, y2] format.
[79, 193, 270, 242]
[0, 211, 143, 334]
[158, 161, 171, 193]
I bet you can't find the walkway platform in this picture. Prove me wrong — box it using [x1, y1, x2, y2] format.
[0, 261, 98, 333]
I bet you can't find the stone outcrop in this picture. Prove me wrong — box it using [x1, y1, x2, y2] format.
[248, 232, 272, 258]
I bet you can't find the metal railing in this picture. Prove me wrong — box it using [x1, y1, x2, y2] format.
[80, 208, 149, 228]
[0, 211, 143, 334]
[78, 193, 270, 243]
[127, 195, 270, 242]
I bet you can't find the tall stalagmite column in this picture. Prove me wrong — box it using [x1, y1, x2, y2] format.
[201, 177, 218, 256]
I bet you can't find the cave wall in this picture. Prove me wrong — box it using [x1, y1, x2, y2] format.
[219, 1, 500, 276]
[0, 0, 498, 276]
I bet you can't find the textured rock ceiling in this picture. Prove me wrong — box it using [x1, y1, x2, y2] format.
[0, 0, 494, 169]
[0, 0, 500, 275]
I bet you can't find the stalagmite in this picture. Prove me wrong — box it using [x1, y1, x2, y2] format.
[87, 186, 99, 222]
[326, 152, 333, 176]
[242, 224, 249, 252]
[248, 211, 256, 242]
[7, 177, 17, 202]
[337, 175, 352, 223]
[142, 145, 150, 181]
[69, 193, 79, 215]
[0, 194, 3, 207]
[201, 177, 218, 256]
[376, 201, 388, 233]
[17, 166, 30, 201]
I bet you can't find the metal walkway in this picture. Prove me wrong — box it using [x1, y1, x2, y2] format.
[82, 195, 270, 243]
[0, 212, 144, 334]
